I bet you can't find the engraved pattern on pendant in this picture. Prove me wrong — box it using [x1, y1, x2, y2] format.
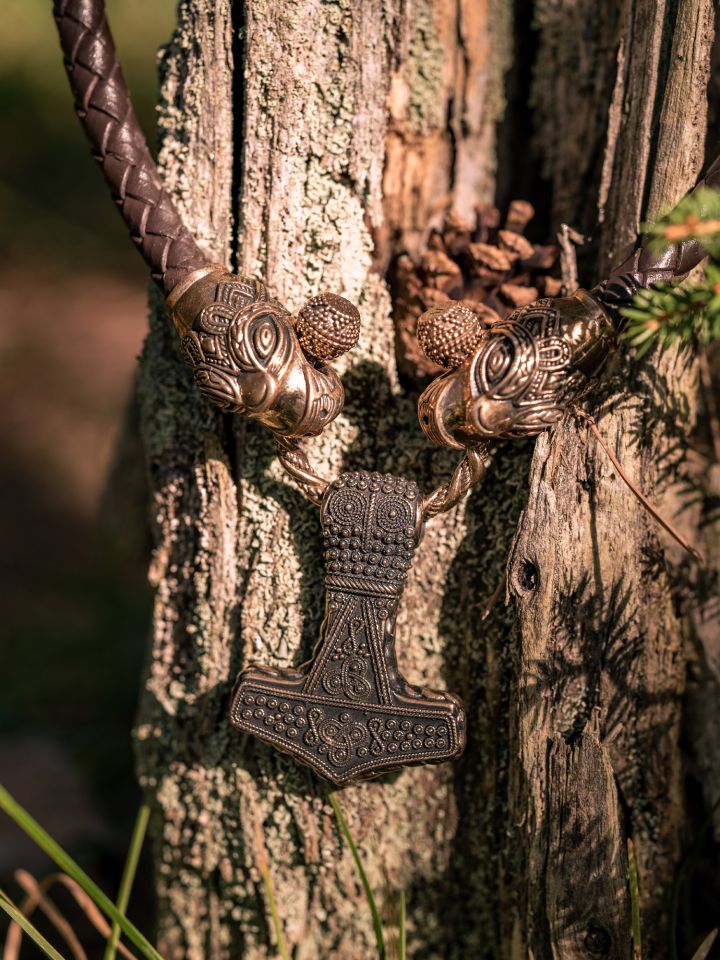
[368, 717, 450, 757]
[322, 617, 372, 700]
[230, 471, 467, 783]
[303, 707, 368, 767]
[236, 693, 307, 740]
[470, 300, 585, 437]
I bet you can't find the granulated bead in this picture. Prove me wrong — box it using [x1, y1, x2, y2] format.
[416, 302, 484, 369]
[295, 293, 361, 362]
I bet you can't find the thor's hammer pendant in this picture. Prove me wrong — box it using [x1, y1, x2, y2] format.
[230, 471, 466, 784]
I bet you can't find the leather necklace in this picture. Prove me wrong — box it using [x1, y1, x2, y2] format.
[54, 0, 715, 784]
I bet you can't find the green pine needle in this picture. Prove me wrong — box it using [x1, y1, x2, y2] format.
[620, 186, 720, 355]
[642, 186, 720, 260]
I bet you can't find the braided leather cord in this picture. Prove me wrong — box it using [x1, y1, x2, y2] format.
[53, 0, 207, 294]
[592, 155, 720, 328]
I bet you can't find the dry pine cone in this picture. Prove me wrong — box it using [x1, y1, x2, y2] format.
[393, 202, 560, 382]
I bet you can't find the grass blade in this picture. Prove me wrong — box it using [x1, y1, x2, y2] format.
[0, 786, 163, 960]
[398, 890, 406, 960]
[103, 803, 151, 960]
[328, 791, 386, 960]
[690, 929, 718, 960]
[249, 795, 289, 960]
[258, 862, 289, 960]
[0, 889, 68, 960]
[628, 838, 642, 960]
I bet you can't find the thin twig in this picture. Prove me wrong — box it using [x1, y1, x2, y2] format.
[2, 872, 138, 960]
[480, 575, 506, 621]
[557, 223, 587, 294]
[45, 877, 139, 960]
[690, 929, 719, 960]
[11, 871, 87, 960]
[572, 406, 704, 563]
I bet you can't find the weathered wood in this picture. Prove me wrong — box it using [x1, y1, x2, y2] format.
[646, 0, 720, 850]
[514, 1, 714, 956]
[380, 0, 512, 267]
[531, 0, 622, 239]
[133, 3, 238, 958]
[597, 0, 670, 272]
[545, 723, 631, 959]
[685, 453, 720, 841]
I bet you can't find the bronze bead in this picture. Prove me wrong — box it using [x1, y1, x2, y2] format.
[296, 293, 361, 363]
[416, 302, 484, 370]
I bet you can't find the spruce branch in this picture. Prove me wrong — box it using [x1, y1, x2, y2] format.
[621, 187, 720, 355]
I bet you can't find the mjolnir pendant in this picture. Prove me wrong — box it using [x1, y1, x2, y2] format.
[230, 471, 465, 784]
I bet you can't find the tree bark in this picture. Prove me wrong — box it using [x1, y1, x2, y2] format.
[131, 0, 718, 957]
[515, 2, 715, 957]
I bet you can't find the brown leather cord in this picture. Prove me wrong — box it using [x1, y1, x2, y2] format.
[53, 0, 207, 295]
[592, 155, 720, 328]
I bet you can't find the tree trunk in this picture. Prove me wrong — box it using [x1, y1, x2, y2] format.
[514, 4, 715, 958]
[132, 1, 718, 957]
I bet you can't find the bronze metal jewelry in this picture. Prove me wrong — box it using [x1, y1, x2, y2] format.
[54, 0, 719, 783]
[230, 472, 464, 784]
[165, 266, 358, 438]
[417, 290, 616, 445]
[415, 155, 720, 453]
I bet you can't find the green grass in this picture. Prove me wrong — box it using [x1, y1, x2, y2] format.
[328, 791, 386, 960]
[0, 889, 68, 960]
[103, 802, 151, 960]
[258, 859, 289, 960]
[0, 786, 163, 960]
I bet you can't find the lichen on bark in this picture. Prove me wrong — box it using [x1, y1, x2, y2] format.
[135, 0, 513, 955]
[131, 0, 719, 957]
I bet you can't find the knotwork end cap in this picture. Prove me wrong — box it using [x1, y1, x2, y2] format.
[417, 302, 484, 370]
[296, 293, 361, 363]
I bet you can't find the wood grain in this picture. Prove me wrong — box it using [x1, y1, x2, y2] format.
[515, 1, 714, 956]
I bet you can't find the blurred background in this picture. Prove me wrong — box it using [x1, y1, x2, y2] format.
[0, 0, 175, 939]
